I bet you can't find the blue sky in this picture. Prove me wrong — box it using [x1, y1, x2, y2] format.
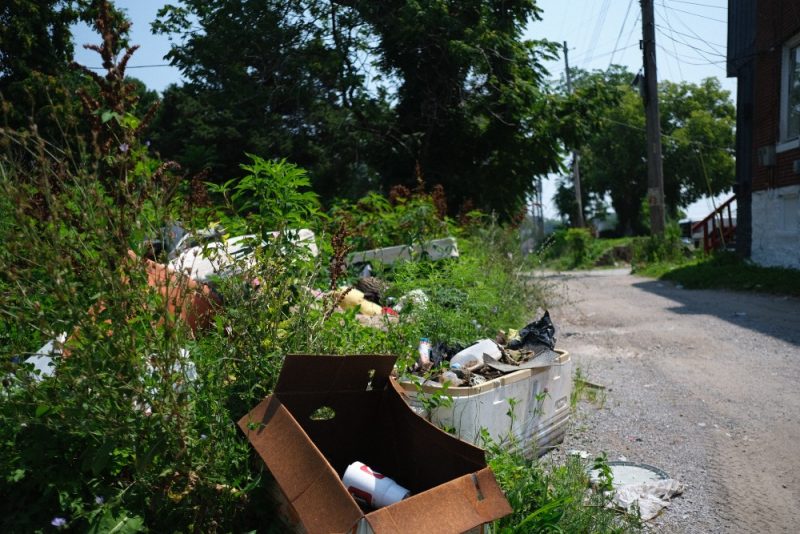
[72, 0, 733, 220]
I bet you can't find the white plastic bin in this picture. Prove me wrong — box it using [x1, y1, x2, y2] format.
[399, 350, 571, 457]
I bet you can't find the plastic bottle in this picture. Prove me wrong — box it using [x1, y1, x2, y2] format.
[418, 337, 431, 365]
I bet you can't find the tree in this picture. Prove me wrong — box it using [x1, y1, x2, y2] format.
[151, 0, 582, 219]
[0, 1, 135, 138]
[340, 0, 568, 218]
[150, 0, 389, 201]
[555, 67, 735, 235]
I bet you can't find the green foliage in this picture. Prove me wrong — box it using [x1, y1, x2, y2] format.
[488, 443, 641, 533]
[535, 228, 612, 270]
[208, 154, 324, 238]
[149, 1, 575, 219]
[565, 228, 593, 268]
[630, 222, 687, 267]
[639, 252, 800, 296]
[331, 191, 449, 251]
[351, 0, 563, 218]
[554, 67, 735, 235]
[150, 0, 389, 202]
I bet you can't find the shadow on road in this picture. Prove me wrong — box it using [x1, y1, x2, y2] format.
[632, 278, 800, 347]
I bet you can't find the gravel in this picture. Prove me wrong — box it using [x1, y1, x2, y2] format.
[536, 268, 800, 533]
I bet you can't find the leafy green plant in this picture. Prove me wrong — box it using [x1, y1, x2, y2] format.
[636, 251, 800, 296]
[591, 452, 615, 493]
[566, 228, 593, 267]
[630, 221, 688, 268]
[488, 441, 640, 533]
[330, 190, 450, 252]
[209, 155, 324, 238]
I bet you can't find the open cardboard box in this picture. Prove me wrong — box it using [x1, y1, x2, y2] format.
[238, 355, 512, 534]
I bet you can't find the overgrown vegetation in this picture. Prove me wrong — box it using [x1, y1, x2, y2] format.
[637, 252, 800, 296]
[0, 3, 655, 532]
[535, 224, 799, 298]
[533, 222, 694, 272]
[488, 442, 639, 533]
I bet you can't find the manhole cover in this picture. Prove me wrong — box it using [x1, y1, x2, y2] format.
[589, 461, 669, 488]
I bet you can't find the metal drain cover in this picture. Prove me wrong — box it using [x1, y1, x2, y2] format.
[589, 461, 669, 488]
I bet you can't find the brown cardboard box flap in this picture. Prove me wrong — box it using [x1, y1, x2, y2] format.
[239, 355, 513, 534]
[365, 467, 512, 533]
[238, 395, 364, 534]
[275, 354, 396, 394]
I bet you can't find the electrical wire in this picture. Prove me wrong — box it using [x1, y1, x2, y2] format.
[83, 64, 174, 70]
[657, 44, 726, 68]
[657, 8, 726, 54]
[609, 0, 635, 67]
[655, 2, 726, 24]
[667, 0, 727, 10]
[659, 4, 685, 79]
[657, 19, 725, 52]
[585, 0, 612, 64]
[655, 23, 726, 67]
[604, 117, 732, 151]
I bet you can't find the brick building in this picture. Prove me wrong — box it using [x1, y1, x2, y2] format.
[728, 1, 800, 269]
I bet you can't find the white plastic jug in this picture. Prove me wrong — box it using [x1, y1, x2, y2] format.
[449, 339, 502, 371]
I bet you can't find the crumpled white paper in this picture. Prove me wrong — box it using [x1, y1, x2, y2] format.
[611, 478, 684, 521]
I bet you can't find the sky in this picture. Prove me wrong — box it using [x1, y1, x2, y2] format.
[72, 0, 733, 221]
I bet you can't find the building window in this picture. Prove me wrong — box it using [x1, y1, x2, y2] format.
[780, 34, 800, 148]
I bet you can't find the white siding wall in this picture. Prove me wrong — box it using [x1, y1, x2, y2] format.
[751, 185, 800, 269]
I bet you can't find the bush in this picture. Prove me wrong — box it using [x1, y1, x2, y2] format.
[534, 227, 596, 269]
[630, 221, 688, 268]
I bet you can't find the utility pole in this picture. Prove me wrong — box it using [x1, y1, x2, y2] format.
[563, 41, 585, 228]
[640, 0, 665, 234]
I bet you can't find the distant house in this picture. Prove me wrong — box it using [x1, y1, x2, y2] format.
[728, 1, 800, 269]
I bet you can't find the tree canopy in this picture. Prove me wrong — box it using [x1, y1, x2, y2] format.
[554, 66, 735, 235]
[149, 0, 578, 218]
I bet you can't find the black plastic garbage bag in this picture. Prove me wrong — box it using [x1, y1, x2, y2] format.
[430, 341, 465, 367]
[507, 310, 556, 352]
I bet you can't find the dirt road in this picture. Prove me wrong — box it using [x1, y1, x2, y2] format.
[543, 269, 800, 533]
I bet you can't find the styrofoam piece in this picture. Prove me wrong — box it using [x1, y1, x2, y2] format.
[268, 228, 319, 258]
[449, 339, 501, 371]
[169, 235, 262, 282]
[347, 237, 459, 266]
[170, 226, 225, 258]
[400, 350, 572, 457]
[170, 230, 319, 282]
[22, 333, 68, 380]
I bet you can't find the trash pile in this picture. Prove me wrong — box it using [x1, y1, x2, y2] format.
[588, 460, 685, 521]
[407, 311, 560, 388]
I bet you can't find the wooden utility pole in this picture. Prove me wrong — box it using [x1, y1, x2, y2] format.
[640, 0, 665, 234]
[563, 41, 585, 228]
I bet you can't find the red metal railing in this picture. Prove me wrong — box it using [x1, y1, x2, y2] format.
[691, 195, 737, 253]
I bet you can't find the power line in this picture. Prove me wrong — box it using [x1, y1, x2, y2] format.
[604, 117, 731, 151]
[553, 41, 640, 75]
[655, 2, 726, 23]
[83, 64, 174, 70]
[667, 0, 727, 10]
[657, 44, 726, 69]
[585, 0, 612, 63]
[609, 0, 635, 67]
[659, 4, 684, 79]
[655, 14, 725, 52]
[655, 24, 726, 64]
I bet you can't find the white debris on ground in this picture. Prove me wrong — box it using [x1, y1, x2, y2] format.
[612, 478, 685, 521]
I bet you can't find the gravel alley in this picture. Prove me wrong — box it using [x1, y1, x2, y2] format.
[542, 269, 800, 533]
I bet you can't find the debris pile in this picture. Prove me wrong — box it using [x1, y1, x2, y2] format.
[407, 311, 560, 387]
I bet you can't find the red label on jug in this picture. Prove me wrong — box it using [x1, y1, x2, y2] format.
[348, 486, 373, 505]
[360, 464, 385, 479]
